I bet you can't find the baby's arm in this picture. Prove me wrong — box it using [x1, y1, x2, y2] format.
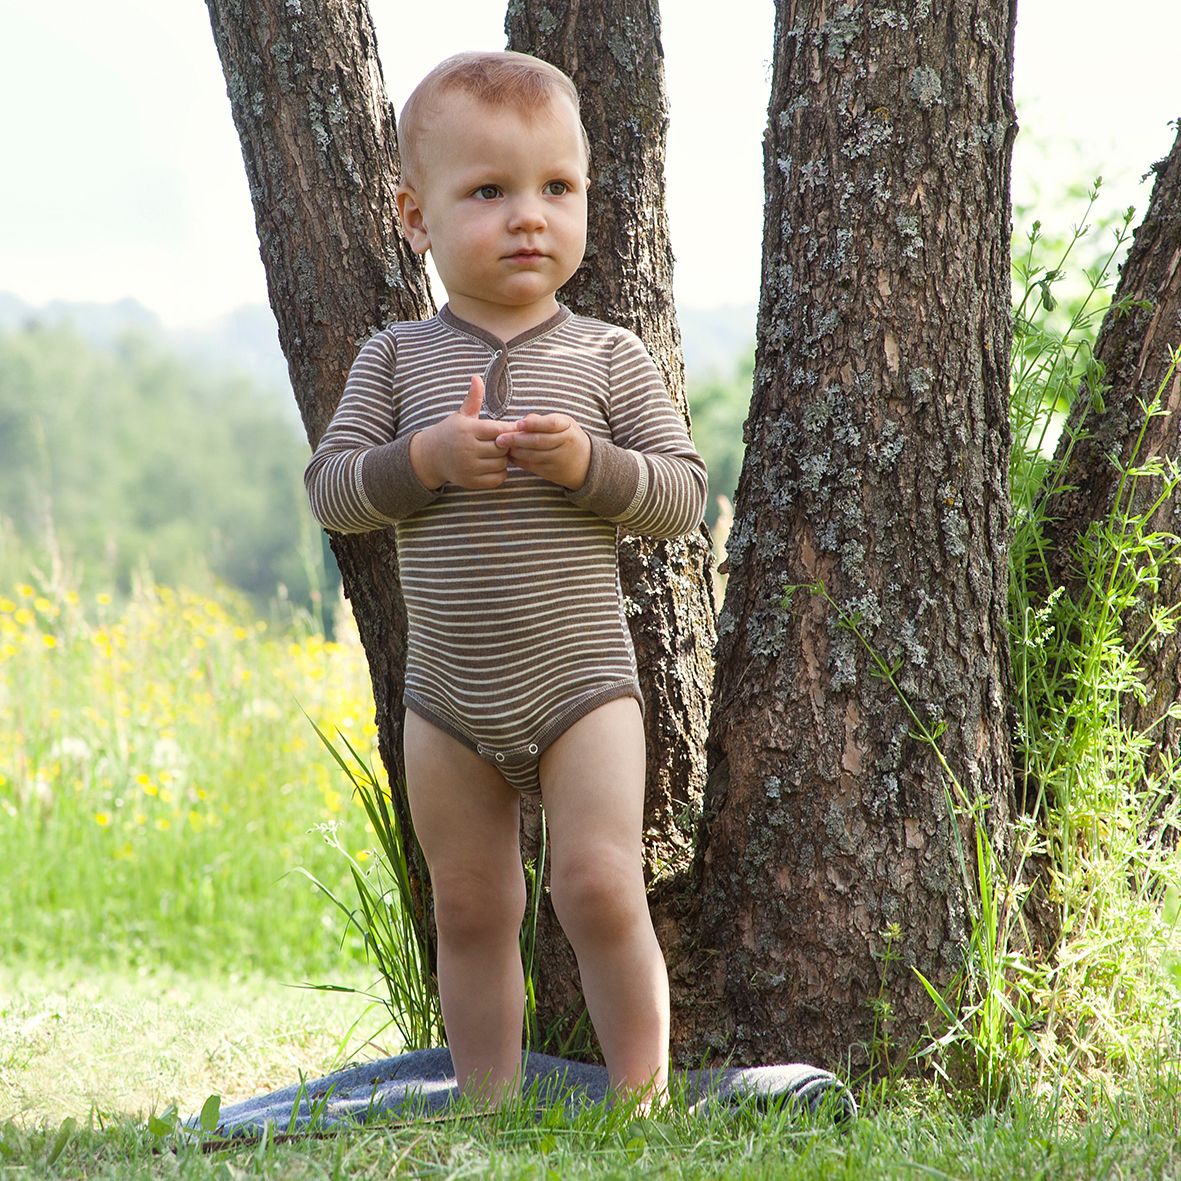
[305, 334, 510, 534]
[558, 330, 708, 539]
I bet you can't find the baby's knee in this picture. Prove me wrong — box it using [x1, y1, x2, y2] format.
[550, 854, 645, 942]
[433, 869, 526, 944]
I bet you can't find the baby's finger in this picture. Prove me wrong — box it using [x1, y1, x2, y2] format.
[472, 419, 519, 441]
[472, 438, 513, 458]
[514, 412, 570, 433]
[459, 375, 485, 418]
[504, 432, 564, 451]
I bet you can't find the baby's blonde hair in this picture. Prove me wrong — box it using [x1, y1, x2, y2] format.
[397, 51, 590, 187]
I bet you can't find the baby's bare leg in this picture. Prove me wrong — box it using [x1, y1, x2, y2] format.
[539, 697, 670, 1100]
[403, 711, 526, 1104]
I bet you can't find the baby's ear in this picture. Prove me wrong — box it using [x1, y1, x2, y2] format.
[395, 185, 431, 254]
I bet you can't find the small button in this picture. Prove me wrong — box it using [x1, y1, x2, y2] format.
[495, 753, 505, 763]
[528, 744, 538, 755]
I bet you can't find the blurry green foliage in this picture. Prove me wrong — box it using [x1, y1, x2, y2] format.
[0, 322, 324, 611]
[688, 351, 753, 528]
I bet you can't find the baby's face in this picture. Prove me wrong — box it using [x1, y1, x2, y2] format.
[396, 90, 589, 333]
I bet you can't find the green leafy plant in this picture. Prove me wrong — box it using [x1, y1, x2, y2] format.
[1008, 191, 1181, 1106]
[297, 720, 444, 1051]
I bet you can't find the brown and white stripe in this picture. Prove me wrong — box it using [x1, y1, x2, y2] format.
[304, 304, 707, 791]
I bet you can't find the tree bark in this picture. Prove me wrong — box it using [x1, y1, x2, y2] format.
[505, 0, 716, 1046]
[1041, 125, 1181, 762]
[203, 0, 437, 968]
[694, 0, 1019, 1070]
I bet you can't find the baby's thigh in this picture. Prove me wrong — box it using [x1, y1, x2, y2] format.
[539, 697, 646, 874]
[403, 711, 523, 894]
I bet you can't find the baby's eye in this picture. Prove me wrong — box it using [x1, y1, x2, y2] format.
[544, 180, 571, 196]
[473, 185, 502, 200]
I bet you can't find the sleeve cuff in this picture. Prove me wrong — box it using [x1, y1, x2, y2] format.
[360, 431, 441, 520]
[565, 433, 643, 520]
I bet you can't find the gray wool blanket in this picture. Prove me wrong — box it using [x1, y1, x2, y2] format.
[196, 1048, 857, 1136]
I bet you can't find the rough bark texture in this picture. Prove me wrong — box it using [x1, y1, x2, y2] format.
[505, 0, 717, 1047]
[203, 0, 437, 963]
[1041, 124, 1181, 761]
[694, 0, 1019, 1070]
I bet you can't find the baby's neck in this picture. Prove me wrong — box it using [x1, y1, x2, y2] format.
[442, 296, 563, 345]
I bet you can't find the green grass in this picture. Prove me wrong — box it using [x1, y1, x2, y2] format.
[0, 573, 375, 979]
[3, 1045, 1180, 1179]
[0, 963, 379, 1128]
[999, 188, 1181, 1110]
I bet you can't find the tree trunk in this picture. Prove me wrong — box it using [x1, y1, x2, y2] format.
[203, 0, 437, 966]
[1041, 125, 1181, 762]
[505, 0, 716, 1046]
[693, 0, 1019, 1070]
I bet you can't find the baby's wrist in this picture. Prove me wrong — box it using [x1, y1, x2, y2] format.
[563, 428, 592, 490]
[409, 427, 446, 490]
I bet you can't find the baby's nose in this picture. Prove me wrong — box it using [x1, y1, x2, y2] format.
[507, 197, 546, 231]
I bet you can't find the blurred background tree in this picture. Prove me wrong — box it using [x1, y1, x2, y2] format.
[0, 321, 326, 614]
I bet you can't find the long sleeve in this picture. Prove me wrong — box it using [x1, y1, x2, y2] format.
[303, 330, 440, 534]
[565, 329, 708, 538]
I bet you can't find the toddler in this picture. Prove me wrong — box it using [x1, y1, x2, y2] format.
[305, 50, 707, 1104]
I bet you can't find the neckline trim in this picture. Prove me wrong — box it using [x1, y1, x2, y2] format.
[438, 303, 572, 351]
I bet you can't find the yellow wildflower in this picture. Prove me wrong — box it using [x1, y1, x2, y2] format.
[42, 634, 57, 649]
[94, 812, 111, 827]
[15, 584, 34, 598]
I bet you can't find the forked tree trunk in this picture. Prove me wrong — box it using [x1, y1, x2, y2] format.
[207, 0, 717, 1052]
[1041, 124, 1181, 763]
[506, 0, 716, 1047]
[203, 0, 437, 967]
[692, 0, 1019, 1069]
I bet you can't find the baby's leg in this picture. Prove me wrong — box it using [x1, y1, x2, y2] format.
[403, 710, 526, 1104]
[539, 697, 670, 1100]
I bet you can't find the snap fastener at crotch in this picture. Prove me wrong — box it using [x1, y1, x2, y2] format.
[481, 350, 512, 415]
[476, 740, 540, 768]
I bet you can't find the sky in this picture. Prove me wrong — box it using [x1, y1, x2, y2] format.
[1, 1, 1177, 329]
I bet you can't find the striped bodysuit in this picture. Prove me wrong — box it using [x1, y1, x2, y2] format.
[304, 304, 707, 793]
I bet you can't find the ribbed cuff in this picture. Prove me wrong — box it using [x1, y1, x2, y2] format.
[565, 434, 642, 520]
[361, 432, 441, 520]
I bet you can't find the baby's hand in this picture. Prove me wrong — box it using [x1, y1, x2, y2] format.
[410, 376, 512, 490]
[497, 413, 591, 490]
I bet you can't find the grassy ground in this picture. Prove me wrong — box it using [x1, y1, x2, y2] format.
[0, 963, 383, 1129]
[2, 974, 1179, 1181]
[1, 959, 1178, 1180]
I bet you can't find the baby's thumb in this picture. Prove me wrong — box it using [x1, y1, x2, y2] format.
[459, 375, 484, 417]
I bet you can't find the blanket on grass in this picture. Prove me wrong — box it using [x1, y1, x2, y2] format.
[196, 1048, 857, 1135]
